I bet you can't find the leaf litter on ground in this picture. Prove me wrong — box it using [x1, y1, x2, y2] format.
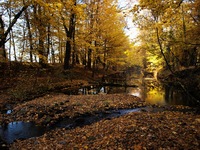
[10, 110, 200, 149]
[1, 93, 200, 149]
[1, 93, 146, 126]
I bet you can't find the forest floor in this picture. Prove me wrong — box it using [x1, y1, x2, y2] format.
[0, 63, 200, 149]
[10, 107, 200, 150]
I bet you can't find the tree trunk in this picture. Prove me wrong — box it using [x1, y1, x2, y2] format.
[11, 30, 17, 61]
[0, 15, 7, 60]
[63, 1, 76, 70]
[24, 8, 33, 62]
[20, 23, 26, 62]
[72, 24, 76, 66]
[103, 40, 107, 70]
[34, 5, 47, 66]
[88, 48, 92, 69]
[156, 27, 174, 74]
[83, 49, 87, 66]
[64, 39, 72, 69]
[50, 36, 55, 63]
[47, 24, 51, 60]
[181, 5, 189, 67]
[0, 6, 28, 56]
[59, 38, 63, 63]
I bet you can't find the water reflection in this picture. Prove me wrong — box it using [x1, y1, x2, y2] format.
[77, 78, 196, 106]
[54, 108, 142, 129]
[0, 108, 143, 144]
[130, 79, 196, 106]
[6, 110, 12, 114]
[164, 85, 194, 106]
[78, 86, 127, 95]
[144, 88, 166, 105]
[0, 122, 45, 144]
[128, 87, 142, 98]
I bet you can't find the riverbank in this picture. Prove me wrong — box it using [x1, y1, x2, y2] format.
[0, 63, 110, 112]
[1, 63, 200, 149]
[157, 66, 200, 102]
[10, 106, 200, 149]
[2, 93, 200, 149]
[1, 94, 145, 126]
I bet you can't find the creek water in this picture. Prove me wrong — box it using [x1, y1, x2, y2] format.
[78, 78, 195, 106]
[0, 122, 46, 144]
[0, 107, 144, 144]
[0, 75, 196, 144]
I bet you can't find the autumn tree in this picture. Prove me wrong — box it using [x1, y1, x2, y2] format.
[78, 0, 131, 70]
[0, 0, 132, 72]
[0, 0, 28, 61]
[132, 0, 200, 72]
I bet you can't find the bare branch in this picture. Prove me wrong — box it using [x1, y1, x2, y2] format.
[4, 5, 28, 39]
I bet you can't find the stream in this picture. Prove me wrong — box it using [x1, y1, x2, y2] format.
[0, 76, 197, 145]
[77, 78, 196, 106]
[0, 107, 144, 144]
